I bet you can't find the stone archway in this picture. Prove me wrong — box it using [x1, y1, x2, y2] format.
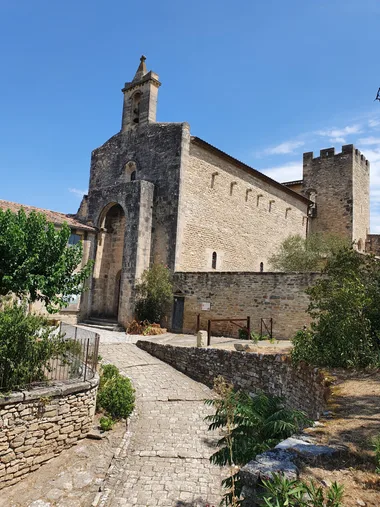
[91, 203, 126, 320]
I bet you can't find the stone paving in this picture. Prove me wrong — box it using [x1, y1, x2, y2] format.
[97, 341, 225, 507]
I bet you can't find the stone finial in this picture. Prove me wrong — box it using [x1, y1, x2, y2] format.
[132, 55, 148, 82]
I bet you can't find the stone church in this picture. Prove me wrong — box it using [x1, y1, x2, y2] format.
[1, 56, 377, 336]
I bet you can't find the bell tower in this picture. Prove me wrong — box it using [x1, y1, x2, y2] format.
[121, 55, 161, 131]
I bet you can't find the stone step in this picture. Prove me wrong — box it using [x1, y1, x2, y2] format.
[85, 316, 118, 324]
[81, 320, 125, 332]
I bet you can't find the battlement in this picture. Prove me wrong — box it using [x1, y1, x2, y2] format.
[303, 145, 369, 166]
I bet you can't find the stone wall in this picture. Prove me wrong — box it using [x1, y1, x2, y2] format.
[175, 138, 309, 272]
[173, 272, 319, 339]
[86, 122, 186, 272]
[0, 377, 98, 490]
[137, 341, 327, 419]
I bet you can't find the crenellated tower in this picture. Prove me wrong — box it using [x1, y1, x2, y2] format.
[121, 55, 161, 131]
[302, 144, 370, 250]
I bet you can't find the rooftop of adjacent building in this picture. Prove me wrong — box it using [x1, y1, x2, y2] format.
[0, 199, 95, 232]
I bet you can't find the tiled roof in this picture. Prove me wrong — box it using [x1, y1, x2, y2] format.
[282, 180, 303, 186]
[0, 200, 95, 232]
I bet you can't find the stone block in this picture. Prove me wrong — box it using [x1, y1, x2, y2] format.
[33, 452, 55, 465]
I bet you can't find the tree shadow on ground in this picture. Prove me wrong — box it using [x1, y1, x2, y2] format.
[310, 371, 380, 472]
[175, 500, 215, 507]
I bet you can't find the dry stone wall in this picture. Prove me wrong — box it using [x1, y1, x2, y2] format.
[0, 378, 98, 489]
[173, 271, 320, 339]
[137, 341, 327, 419]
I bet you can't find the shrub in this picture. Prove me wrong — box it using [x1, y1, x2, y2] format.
[238, 328, 249, 340]
[135, 264, 172, 323]
[292, 248, 380, 368]
[260, 473, 344, 507]
[372, 435, 380, 473]
[205, 377, 310, 505]
[249, 331, 260, 343]
[97, 369, 135, 420]
[101, 364, 120, 380]
[99, 415, 114, 431]
[0, 301, 62, 391]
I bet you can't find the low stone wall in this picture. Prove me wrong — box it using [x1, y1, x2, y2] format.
[137, 341, 328, 419]
[0, 377, 98, 489]
[173, 272, 320, 339]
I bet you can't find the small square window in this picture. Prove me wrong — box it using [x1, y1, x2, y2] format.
[68, 233, 81, 246]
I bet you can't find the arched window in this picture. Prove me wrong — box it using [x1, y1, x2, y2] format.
[132, 92, 142, 124]
[260, 262, 264, 272]
[125, 161, 137, 182]
[212, 251, 217, 269]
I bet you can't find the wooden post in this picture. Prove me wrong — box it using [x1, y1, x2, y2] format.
[207, 320, 211, 346]
[247, 316, 250, 339]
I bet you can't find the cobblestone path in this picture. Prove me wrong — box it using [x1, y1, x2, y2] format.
[98, 343, 224, 507]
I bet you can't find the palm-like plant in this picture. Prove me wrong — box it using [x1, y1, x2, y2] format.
[205, 377, 311, 506]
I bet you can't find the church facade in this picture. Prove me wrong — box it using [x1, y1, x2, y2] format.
[1, 57, 376, 335]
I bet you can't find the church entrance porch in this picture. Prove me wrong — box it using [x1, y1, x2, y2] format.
[91, 203, 126, 322]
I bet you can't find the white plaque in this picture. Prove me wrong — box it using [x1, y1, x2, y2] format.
[201, 302, 211, 311]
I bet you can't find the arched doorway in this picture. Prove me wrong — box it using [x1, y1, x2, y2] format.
[92, 204, 126, 320]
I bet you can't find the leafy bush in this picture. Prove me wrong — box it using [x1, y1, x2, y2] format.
[205, 377, 310, 505]
[99, 415, 114, 431]
[261, 473, 344, 506]
[0, 301, 62, 391]
[238, 328, 249, 340]
[135, 264, 173, 323]
[97, 365, 135, 420]
[292, 248, 380, 368]
[101, 364, 120, 381]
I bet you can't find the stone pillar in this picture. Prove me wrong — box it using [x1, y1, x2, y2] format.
[197, 330, 207, 347]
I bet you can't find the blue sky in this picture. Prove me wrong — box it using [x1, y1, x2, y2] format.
[2, 0, 380, 229]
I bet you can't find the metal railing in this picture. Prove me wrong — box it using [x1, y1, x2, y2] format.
[56, 322, 100, 382]
[0, 322, 100, 392]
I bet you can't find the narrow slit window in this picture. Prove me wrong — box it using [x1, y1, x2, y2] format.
[212, 251, 217, 270]
[130, 170, 136, 181]
[260, 262, 264, 272]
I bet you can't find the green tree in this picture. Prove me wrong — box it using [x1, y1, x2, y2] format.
[0, 208, 92, 312]
[292, 248, 380, 368]
[268, 233, 350, 272]
[134, 263, 173, 323]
